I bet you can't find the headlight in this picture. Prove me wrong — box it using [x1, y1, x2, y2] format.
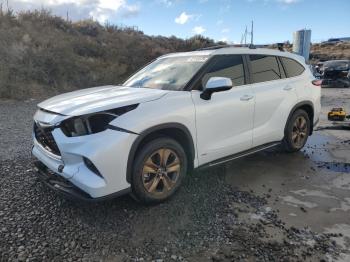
[60, 104, 138, 137]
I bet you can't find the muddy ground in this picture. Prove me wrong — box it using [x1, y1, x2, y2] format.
[0, 88, 350, 261]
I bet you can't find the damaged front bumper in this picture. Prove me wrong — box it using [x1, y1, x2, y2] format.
[33, 160, 130, 201]
[32, 107, 138, 200]
[31, 126, 135, 199]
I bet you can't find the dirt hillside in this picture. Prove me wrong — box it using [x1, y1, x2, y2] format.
[1, 10, 349, 100]
[0, 10, 219, 100]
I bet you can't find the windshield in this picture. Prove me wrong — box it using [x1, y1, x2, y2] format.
[123, 55, 209, 90]
[323, 60, 349, 70]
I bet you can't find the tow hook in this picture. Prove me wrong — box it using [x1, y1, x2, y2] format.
[58, 165, 64, 173]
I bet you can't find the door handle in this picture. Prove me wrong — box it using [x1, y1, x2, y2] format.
[240, 94, 254, 101]
[283, 85, 293, 91]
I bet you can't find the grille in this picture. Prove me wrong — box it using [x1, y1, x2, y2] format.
[322, 79, 331, 85]
[34, 122, 61, 156]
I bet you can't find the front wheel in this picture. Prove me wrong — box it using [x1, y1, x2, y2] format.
[131, 137, 187, 204]
[283, 109, 310, 152]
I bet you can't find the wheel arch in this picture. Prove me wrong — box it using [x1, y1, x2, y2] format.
[285, 101, 314, 135]
[126, 123, 196, 184]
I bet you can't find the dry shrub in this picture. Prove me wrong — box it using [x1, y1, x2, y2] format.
[0, 10, 216, 100]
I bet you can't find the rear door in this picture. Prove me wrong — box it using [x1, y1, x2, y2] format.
[247, 55, 298, 147]
[191, 55, 255, 165]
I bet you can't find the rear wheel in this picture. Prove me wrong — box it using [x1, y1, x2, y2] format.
[131, 137, 187, 203]
[283, 109, 310, 152]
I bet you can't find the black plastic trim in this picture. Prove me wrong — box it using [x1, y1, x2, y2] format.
[242, 55, 252, 84]
[107, 125, 139, 135]
[277, 56, 288, 78]
[34, 160, 131, 202]
[126, 123, 195, 183]
[198, 141, 281, 169]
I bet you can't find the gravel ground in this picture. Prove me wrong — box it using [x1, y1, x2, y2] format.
[1, 91, 349, 261]
[0, 99, 37, 161]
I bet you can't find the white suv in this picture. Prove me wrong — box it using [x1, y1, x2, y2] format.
[32, 46, 321, 203]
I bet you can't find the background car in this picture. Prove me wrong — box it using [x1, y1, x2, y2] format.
[320, 60, 350, 88]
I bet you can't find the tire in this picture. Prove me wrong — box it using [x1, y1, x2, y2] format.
[131, 137, 187, 204]
[283, 109, 310, 152]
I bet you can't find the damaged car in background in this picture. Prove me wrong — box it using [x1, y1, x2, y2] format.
[320, 60, 350, 88]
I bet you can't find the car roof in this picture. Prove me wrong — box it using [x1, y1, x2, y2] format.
[161, 47, 306, 64]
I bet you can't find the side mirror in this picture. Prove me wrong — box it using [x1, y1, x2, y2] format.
[200, 77, 233, 100]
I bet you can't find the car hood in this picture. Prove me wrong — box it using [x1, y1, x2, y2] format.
[38, 85, 168, 116]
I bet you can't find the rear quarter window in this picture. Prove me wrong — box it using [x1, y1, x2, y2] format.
[280, 57, 305, 78]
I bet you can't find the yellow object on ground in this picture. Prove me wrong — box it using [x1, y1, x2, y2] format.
[328, 107, 347, 121]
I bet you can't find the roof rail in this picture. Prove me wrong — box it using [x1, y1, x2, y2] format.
[196, 45, 229, 51]
[197, 44, 259, 51]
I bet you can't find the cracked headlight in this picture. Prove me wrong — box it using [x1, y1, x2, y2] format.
[60, 104, 138, 137]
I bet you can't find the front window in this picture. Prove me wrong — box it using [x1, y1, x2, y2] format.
[123, 56, 209, 91]
[201, 55, 246, 89]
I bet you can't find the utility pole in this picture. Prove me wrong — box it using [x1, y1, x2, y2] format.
[251, 20, 254, 45]
[240, 21, 254, 46]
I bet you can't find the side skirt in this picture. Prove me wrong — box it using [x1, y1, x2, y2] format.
[197, 141, 281, 169]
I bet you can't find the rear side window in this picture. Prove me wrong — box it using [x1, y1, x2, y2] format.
[280, 57, 305, 77]
[201, 55, 245, 88]
[249, 55, 284, 83]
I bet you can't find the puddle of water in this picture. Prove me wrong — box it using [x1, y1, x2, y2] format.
[315, 161, 350, 174]
[330, 198, 350, 212]
[279, 195, 318, 209]
[291, 189, 338, 200]
[303, 133, 350, 173]
[302, 133, 338, 167]
[332, 175, 350, 190]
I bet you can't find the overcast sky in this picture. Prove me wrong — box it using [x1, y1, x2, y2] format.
[5, 0, 350, 44]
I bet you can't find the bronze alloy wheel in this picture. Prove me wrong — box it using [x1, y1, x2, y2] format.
[141, 148, 181, 196]
[291, 116, 308, 148]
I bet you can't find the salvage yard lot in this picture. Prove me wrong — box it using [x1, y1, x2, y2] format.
[1, 88, 350, 261]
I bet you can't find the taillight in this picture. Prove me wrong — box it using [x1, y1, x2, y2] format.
[312, 79, 322, 86]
